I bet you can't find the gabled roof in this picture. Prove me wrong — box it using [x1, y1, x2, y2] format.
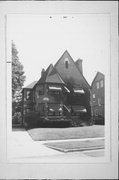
[91, 72, 105, 87]
[36, 64, 65, 86]
[54, 50, 75, 68]
[24, 81, 37, 89]
[38, 64, 54, 84]
[47, 68, 65, 84]
[54, 50, 90, 89]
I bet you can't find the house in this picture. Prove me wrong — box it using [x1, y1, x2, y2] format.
[91, 72, 105, 124]
[22, 50, 92, 127]
[22, 81, 37, 125]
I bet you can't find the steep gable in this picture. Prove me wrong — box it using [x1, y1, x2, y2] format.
[91, 72, 104, 87]
[38, 64, 54, 84]
[47, 67, 65, 84]
[36, 64, 65, 85]
[54, 50, 90, 88]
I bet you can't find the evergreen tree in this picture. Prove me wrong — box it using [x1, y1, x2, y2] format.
[12, 41, 26, 125]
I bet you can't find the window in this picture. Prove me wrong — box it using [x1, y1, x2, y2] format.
[48, 86, 62, 95]
[95, 109, 98, 116]
[100, 80, 103, 87]
[98, 98, 101, 106]
[93, 94, 95, 98]
[48, 90, 60, 95]
[26, 90, 31, 100]
[38, 85, 44, 95]
[96, 82, 99, 89]
[64, 58, 69, 69]
[65, 60, 69, 68]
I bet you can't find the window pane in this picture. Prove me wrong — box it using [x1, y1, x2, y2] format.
[65, 61, 68, 68]
[93, 94, 95, 98]
[26, 91, 31, 100]
[96, 82, 99, 89]
[39, 85, 44, 95]
[100, 80, 103, 87]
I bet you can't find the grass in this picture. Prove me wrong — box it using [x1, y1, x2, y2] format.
[44, 139, 104, 152]
[28, 125, 104, 141]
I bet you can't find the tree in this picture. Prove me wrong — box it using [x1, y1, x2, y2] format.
[12, 41, 26, 125]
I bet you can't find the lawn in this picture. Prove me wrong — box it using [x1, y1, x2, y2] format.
[44, 139, 104, 152]
[28, 125, 104, 141]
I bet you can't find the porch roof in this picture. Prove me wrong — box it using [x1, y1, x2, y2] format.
[72, 106, 87, 112]
[73, 88, 85, 94]
[48, 86, 62, 91]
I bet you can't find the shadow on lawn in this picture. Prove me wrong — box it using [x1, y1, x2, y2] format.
[12, 127, 26, 132]
[25, 120, 72, 130]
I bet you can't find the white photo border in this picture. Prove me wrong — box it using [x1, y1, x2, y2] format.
[0, 1, 118, 179]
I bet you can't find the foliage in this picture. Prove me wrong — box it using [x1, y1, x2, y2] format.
[12, 112, 22, 124]
[12, 41, 26, 124]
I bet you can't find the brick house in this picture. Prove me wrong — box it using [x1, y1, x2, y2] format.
[91, 72, 105, 124]
[22, 50, 92, 126]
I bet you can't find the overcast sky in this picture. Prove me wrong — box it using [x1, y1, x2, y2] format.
[7, 14, 110, 87]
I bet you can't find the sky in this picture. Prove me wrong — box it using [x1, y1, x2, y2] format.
[7, 14, 110, 87]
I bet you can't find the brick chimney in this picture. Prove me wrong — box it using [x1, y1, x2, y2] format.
[75, 59, 83, 74]
[41, 68, 45, 77]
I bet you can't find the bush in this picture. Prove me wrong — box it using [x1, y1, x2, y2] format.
[12, 112, 22, 125]
[25, 112, 43, 129]
[25, 112, 72, 129]
[93, 115, 104, 125]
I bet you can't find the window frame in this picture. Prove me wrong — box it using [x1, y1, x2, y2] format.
[26, 90, 31, 100]
[96, 82, 99, 89]
[100, 80, 103, 87]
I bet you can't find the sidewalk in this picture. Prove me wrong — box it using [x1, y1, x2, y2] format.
[7, 129, 105, 163]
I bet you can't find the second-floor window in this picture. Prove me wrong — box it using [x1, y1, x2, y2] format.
[96, 82, 99, 89]
[39, 85, 44, 95]
[64, 58, 69, 69]
[26, 90, 31, 100]
[98, 98, 101, 106]
[65, 60, 69, 68]
[100, 80, 103, 87]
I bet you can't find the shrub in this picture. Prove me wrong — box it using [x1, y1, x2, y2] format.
[12, 112, 22, 125]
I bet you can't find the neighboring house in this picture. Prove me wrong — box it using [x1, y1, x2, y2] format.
[91, 72, 105, 124]
[22, 50, 92, 126]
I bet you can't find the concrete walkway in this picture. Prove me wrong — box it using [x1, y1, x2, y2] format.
[7, 129, 105, 163]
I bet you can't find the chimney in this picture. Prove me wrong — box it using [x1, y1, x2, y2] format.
[41, 68, 45, 77]
[75, 59, 83, 74]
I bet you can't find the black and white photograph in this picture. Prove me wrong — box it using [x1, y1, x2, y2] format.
[0, 1, 118, 179]
[7, 13, 108, 163]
